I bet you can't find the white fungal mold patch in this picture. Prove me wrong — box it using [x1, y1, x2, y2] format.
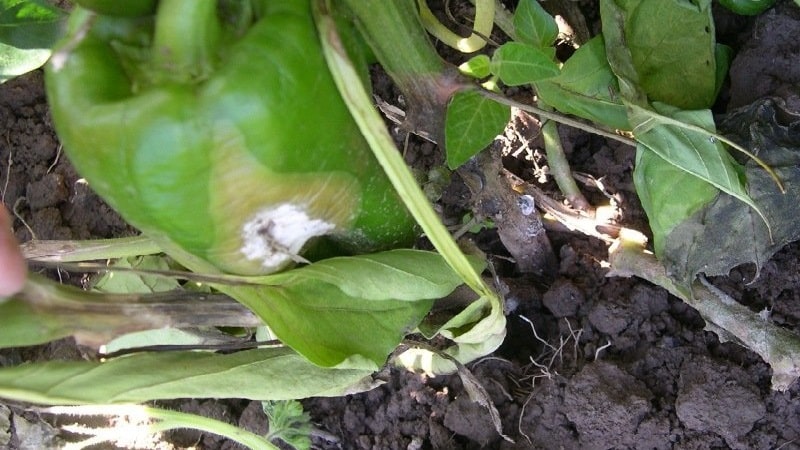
[240, 203, 334, 271]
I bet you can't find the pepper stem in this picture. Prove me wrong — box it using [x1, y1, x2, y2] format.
[340, 0, 469, 144]
[152, 0, 221, 81]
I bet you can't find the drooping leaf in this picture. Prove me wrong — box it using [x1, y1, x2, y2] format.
[0, 0, 66, 82]
[633, 145, 719, 257]
[631, 103, 762, 223]
[535, 35, 630, 130]
[445, 89, 510, 169]
[101, 328, 239, 356]
[513, 0, 558, 48]
[0, 44, 48, 82]
[92, 255, 180, 294]
[602, 0, 717, 110]
[398, 294, 506, 374]
[220, 250, 473, 369]
[490, 42, 559, 86]
[662, 98, 800, 285]
[0, 347, 375, 405]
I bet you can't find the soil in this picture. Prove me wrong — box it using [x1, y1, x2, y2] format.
[2, 1, 800, 449]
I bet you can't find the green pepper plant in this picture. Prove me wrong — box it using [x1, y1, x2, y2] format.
[1, 0, 800, 447]
[0, 0, 507, 446]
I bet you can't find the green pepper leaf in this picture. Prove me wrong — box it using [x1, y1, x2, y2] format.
[713, 44, 732, 100]
[458, 54, 491, 79]
[91, 255, 180, 294]
[662, 99, 800, 286]
[490, 42, 559, 86]
[445, 89, 510, 170]
[261, 249, 473, 301]
[0, 0, 64, 48]
[263, 400, 312, 450]
[633, 144, 718, 257]
[0, 0, 65, 82]
[513, 0, 558, 48]
[601, 0, 717, 110]
[0, 347, 376, 404]
[631, 103, 762, 223]
[535, 35, 630, 130]
[224, 250, 473, 369]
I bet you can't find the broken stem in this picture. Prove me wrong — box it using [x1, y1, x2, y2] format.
[608, 235, 800, 391]
[1, 274, 260, 348]
[22, 236, 162, 263]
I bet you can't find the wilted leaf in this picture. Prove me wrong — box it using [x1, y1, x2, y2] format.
[398, 294, 506, 374]
[632, 103, 763, 227]
[662, 98, 800, 284]
[0, 347, 375, 404]
[634, 146, 719, 257]
[490, 42, 559, 87]
[445, 89, 510, 169]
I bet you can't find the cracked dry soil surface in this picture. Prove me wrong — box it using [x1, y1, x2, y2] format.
[2, 1, 800, 449]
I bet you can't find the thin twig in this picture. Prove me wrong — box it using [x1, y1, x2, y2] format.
[46, 144, 62, 174]
[479, 89, 638, 147]
[594, 339, 612, 361]
[1, 149, 11, 204]
[12, 197, 35, 240]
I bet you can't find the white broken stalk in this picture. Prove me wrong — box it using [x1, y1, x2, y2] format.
[608, 231, 800, 391]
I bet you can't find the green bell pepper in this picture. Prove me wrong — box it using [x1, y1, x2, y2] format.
[718, 0, 776, 15]
[45, 0, 418, 276]
[72, 0, 157, 17]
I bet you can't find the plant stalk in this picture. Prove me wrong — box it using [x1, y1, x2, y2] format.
[340, 0, 469, 144]
[608, 233, 800, 391]
[315, 0, 507, 370]
[41, 405, 277, 450]
[22, 236, 161, 262]
[153, 0, 221, 80]
[536, 105, 591, 210]
[417, 0, 495, 52]
[1, 274, 260, 348]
